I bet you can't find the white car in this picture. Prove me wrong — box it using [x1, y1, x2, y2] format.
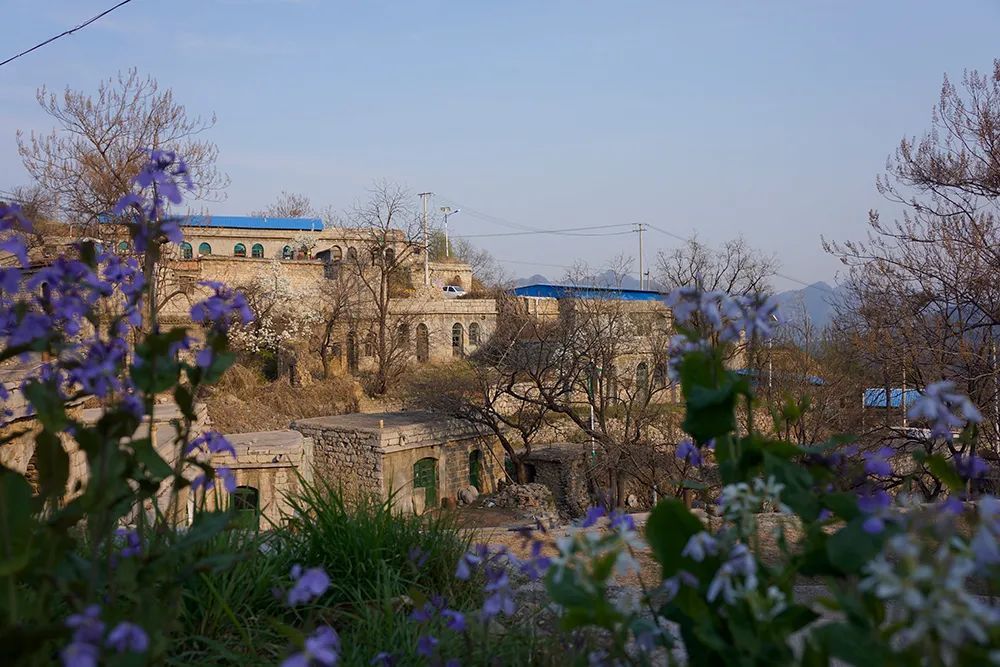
[443, 285, 466, 297]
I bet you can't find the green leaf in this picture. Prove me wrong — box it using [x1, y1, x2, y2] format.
[34, 430, 69, 501]
[826, 518, 884, 575]
[763, 452, 819, 519]
[0, 469, 36, 576]
[921, 454, 964, 492]
[22, 381, 67, 430]
[811, 621, 887, 667]
[645, 498, 705, 578]
[131, 437, 173, 481]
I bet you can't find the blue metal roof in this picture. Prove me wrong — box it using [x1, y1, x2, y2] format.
[864, 388, 920, 409]
[169, 215, 324, 232]
[510, 283, 666, 302]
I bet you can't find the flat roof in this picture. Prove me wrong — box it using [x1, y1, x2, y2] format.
[292, 411, 455, 433]
[170, 215, 324, 232]
[510, 283, 666, 301]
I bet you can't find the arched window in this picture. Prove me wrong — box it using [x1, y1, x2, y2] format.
[413, 457, 438, 509]
[117, 241, 129, 253]
[416, 323, 429, 363]
[384, 247, 395, 265]
[397, 323, 410, 349]
[234, 243, 247, 257]
[251, 243, 264, 258]
[347, 247, 357, 261]
[198, 242, 212, 256]
[180, 242, 193, 259]
[331, 245, 343, 262]
[364, 333, 375, 357]
[652, 362, 668, 390]
[282, 245, 293, 260]
[468, 450, 483, 491]
[232, 486, 260, 529]
[452, 323, 464, 357]
[468, 322, 481, 346]
[636, 362, 649, 396]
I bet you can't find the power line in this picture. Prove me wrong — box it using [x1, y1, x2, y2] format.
[0, 0, 138, 68]
[453, 224, 633, 239]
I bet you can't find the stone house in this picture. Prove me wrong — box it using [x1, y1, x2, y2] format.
[290, 411, 500, 514]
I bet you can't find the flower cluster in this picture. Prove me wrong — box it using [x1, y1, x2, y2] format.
[907, 380, 982, 441]
[286, 564, 331, 606]
[717, 476, 790, 536]
[61, 605, 149, 667]
[282, 626, 340, 667]
[666, 286, 782, 343]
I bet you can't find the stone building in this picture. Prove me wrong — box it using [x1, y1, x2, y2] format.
[524, 443, 593, 518]
[290, 411, 500, 514]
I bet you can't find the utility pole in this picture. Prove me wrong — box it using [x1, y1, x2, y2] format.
[633, 223, 646, 289]
[440, 206, 460, 258]
[418, 192, 432, 286]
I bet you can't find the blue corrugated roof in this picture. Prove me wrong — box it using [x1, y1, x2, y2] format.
[510, 283, 666, 302]
[169, 215, 324, 232]
[864, 388, 920, 408]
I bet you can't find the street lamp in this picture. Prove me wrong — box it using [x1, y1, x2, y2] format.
[440, 207, 460, 258]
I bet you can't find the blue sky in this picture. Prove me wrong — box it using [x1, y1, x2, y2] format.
[2, 0, 998, 288]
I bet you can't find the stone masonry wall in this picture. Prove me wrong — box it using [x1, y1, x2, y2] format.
[290, 417, 384, 499]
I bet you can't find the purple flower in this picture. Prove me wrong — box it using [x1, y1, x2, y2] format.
[581, 506, 606, 528]
[106, 622, 149, 653]
[60, 641, 99, 667]
[191, 466, 237, 494]
[940, 496, 965, 515]
[517, 539, 551, 580]
[370, 653, 398, 667]
[287, 565, 331, 606]
[482, 568, 516, 619]
[185, 431, 237, 459]
[442, 609, 466, 632]
[857, 488, 892, 534]
[408, 546, 429, 569]
[907, 381, 982, 441]
[676, 440, 702, 467]
[955, 454, 989, 480]
[115, 528, 142, 559]
[416, 634, 438, 658]
[283, 626, 340, 667]
[863, 447, 894, 477]
[682, 532, 719, 562]
[191, 281, 253, 332]
[609, 510, 636, 533]
[455, 544, 488, 580]
[66, 605, 104, 644]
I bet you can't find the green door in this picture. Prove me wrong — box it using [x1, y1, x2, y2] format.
[413, 458, 438, 509]
[469, 450, 482, 491]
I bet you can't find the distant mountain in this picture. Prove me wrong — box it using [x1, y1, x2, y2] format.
[773, 281, 845, 331]
[512, 273, 551, 287]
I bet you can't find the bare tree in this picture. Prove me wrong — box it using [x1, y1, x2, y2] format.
[656, 235, 777, 296]
[251, 191, 315, 218]
[17, 68, 228, 237]
[824, 60, 1000, 482]
[405, 355, 552, 484]
[341, 181, 425, 395]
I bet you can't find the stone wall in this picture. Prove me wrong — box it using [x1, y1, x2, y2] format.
[290, 416, 385, 498]
[389, 298, 497, 364]
[526, 443, 592, 518]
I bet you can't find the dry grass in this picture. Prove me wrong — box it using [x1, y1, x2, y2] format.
[201, 364, 363, 433]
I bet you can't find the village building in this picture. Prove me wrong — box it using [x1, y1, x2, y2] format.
[290, 411, 501, 514]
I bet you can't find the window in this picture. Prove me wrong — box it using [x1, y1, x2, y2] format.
[282, 245, 293, 260]
[251, 243, 264, 258]
[198, 242, 212, 255]
[652, 362, 668, 390]
[331, 245, 342, 262]
[180, 242, 193, 259]
[469, 322, 481, 345]
[384, 248, 395, 265]
[346, 331, 358, 371]
[416, 323, 429, 363]
[452, 323, 464, 357]
[234, 243, 247, 257]
[636, 362, 649, 396]
[347, 247, 357, 261]
[117, 241, 129, 253]
[232, 486, 260, 529]
[397, 323, 410, 348]
[364, 333, 375, 357]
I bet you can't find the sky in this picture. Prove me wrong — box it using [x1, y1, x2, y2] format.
[2, 0, 999, 289]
